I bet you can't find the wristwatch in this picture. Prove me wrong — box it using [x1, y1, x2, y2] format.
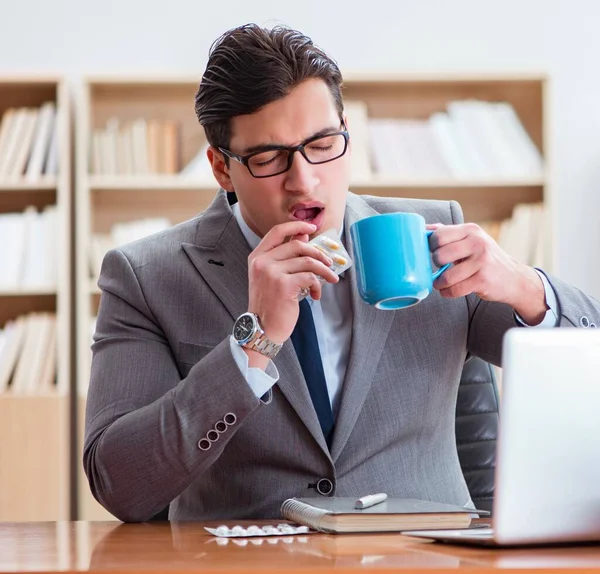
[232, 312, 282, 359]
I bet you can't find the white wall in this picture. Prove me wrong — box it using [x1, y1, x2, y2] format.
[2, 0, 599, 298]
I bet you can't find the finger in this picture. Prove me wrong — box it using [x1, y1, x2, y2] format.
[425, 223, 444, 231]
[432, 236, 478, 268]
[269, 239, 335, 268]
[256, 222, 317, 253]
[438, 274, 481, 299]
[290, 233, 309, 244]
[292, 272, 323, 300]
[280, 256, 339, 284]
[428, 223, 471, 251]
[433, 257, 479, 292]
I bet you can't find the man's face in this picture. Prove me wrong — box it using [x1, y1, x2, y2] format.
[213, 78, 350, 240]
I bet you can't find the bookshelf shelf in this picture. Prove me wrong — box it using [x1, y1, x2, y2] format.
[0, 77, 71, 522]
[0, 288, 57, 297]
[352, 176, 545, 188]
[89, 174, 214, 190]
[0, 178, 57, 191]
[87, 174, 546, 192]
[75, 73, 552, 521]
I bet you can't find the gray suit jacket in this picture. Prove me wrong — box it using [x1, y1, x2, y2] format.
[84, 190, 600, 522]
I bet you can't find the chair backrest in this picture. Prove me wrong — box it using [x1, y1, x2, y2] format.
[455, 356, 500, 513]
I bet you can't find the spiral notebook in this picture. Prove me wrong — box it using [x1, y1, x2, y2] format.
[280, 497, 486, 534]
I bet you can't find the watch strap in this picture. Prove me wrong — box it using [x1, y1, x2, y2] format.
[245, 332, 281, 359]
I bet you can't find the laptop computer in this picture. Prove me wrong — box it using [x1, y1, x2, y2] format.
[403, 327, 600, 547]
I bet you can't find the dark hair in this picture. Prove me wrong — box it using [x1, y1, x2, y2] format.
[194, 23, 344, 149]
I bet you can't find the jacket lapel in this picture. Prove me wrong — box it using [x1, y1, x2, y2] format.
[181, 190, 331, 455]
[181, 191, 250, 323]
[330, 193, 396, 462]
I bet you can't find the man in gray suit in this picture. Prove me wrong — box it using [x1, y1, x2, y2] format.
[84, 24, 600, 522]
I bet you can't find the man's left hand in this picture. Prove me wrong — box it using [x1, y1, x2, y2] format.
[427, 223, 548, 325]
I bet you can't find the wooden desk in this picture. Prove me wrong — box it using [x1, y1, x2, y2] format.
[1, 521, 600, 573]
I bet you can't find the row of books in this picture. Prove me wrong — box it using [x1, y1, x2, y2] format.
[0, 206, 58, 292]
[481, 202, 549, 269]
[90, 118, 180, 175]
[178, 99, 544, 182]
[0, 103, 58, 180]
[0, 312, 57, 395]
[345, 99, 544, 180]
[89, 217, 171, 279]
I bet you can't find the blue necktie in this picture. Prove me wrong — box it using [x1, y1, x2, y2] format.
[290, 299, 335, 448]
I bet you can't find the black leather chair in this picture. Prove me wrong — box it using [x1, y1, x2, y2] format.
[455, 356, 500, 513]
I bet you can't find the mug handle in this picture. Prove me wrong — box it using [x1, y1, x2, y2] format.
[426, 230, 452, 281]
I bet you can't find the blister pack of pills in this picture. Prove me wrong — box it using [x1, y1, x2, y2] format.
[298, 228, 353, 300]
[204, 523, 312, 538]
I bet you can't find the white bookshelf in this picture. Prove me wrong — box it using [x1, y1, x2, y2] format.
[0, 77, 71, 521]
[75, 73, 552, 519]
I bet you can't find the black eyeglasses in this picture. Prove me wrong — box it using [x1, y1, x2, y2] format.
[218, 124, 349, 178]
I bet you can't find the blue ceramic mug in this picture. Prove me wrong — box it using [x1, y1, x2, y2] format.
[350, 212, 451, 310]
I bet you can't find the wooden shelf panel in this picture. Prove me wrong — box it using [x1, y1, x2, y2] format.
[0, 288, 57, 297]
[0, 294, 56, 327]
[351, 176, 545, 189]
[88, 175, 214, 190]
[0, 178, 57, 191]
[0, 189, 57, 213]
[88, 175, 545, 191]
[0, 82, 59, 111]
[0, 395, 69, 521]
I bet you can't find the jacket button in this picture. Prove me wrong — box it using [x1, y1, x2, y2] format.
[581, 317, 590, 328]
[198, 438, 211, 451]
[207, 429, 219, 442]
[316, 478, 333, 496]
[224, 412, 237, 426]
[215, 420, 227, 433]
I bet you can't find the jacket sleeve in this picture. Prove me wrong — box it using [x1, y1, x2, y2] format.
[447, 202, 600, 366]
[83, 248, 262, 522]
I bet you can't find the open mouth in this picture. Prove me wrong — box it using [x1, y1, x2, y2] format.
[293, 207, 323, 222]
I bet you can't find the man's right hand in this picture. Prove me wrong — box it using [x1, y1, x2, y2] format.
[247, 221, 339, 346]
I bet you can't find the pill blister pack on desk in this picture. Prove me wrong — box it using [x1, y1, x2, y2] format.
[205, 524, 313, 538]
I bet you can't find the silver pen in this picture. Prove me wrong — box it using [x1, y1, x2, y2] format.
[354, 492, 388, 509]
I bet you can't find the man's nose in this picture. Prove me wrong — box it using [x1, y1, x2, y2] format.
[284, 151, 319, 193]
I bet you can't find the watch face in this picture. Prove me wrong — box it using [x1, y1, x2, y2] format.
[234, 314, 255, 342]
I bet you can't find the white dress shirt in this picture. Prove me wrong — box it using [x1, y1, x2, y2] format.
[228, 203, 559, 411]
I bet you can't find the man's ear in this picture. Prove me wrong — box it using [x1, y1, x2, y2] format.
[207, 146, 234, 192]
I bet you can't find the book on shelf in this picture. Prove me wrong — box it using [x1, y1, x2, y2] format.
[480, 202, 549, 269]
[0, 103, 57, 180]
[0, 205, 58, 291]
[0, 312, 57, 395]
[91, 117, 180, 175]
[353, 98, 544, 180]
[343, 99, 373, 180]
[280, 497, 485, 534]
